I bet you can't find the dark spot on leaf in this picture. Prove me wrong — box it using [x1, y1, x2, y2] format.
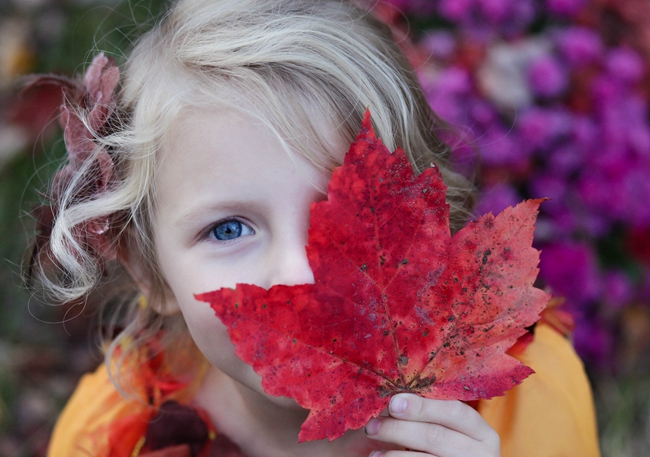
[422, 330, 429, 337]
[360, 264, 367, 271]
[380, 255, 386, 266]
[292, 339, 297, 344]
[448, 316, 455, 322]
[464, 386, 470, 391]
[333, 338, 337, 342]
[234, 303, 239, 309]
[482, 249, 491, 265]
[383, 330, 388, 336]
[370, 206, 375, 214]
[443, 342, 450, 348]
[409, 375, 436, 389]
[402, 258, 408, 265]
[399, 355, 408, 365]
[262, 304, 267, 309]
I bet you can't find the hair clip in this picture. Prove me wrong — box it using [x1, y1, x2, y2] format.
[25, 53, 121, 277]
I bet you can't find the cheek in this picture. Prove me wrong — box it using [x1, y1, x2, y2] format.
[174, 285, 264, 386]
[172, 284, 237, 366]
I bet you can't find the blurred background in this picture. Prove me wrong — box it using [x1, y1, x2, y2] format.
[0, 0, 649, 455]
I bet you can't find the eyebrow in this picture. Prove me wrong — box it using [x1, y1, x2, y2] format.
[173, 200, 266, 229]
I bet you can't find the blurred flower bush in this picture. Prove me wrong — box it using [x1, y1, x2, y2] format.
[378, 0, 650, 376]
[374, 1, 650, 453]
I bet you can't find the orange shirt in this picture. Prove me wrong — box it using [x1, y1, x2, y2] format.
[48, 323, 601, 457]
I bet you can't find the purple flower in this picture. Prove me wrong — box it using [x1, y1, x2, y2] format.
[578, 212, 610, 238]
[478, 126, 529, 167]
[422, 67, 473, 124]
[470, 100, 498, 127]
[548, 206, 577, 236]
[507, 0, 538, 31]
[420, 31, 457, 61]
[430, 66, 473, 95]
[621, 167, 650, 226]
[606, 47, 645, 84]
[539, 242, 600, 307]
[478, 0, 511, 24]
[572, 318, 613, 369]
[528, 54, 568, 98]
[571, 115, 599, 155]
[529, 173, 566, 207]
[556, 27, 603, 69]
[517, 107, 572, 150]
[475, 183, 521, 216]
[590, 74, 622, 112]
[438, 0, 475, 22]
[577, 171, 616, 216]
[545, 0, 586, 18]
[548, 144, 583, 176]
[603, 270, 633, 309]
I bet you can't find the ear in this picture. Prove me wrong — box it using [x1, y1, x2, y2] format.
[117, 228, 182, 316]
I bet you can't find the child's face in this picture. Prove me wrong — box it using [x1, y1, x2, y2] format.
[153, 106, 343, 403]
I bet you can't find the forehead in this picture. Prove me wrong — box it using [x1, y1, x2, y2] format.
[160, 107, 289, 179]
[154, 106, 340, 205]
[159, 96, 349, 172]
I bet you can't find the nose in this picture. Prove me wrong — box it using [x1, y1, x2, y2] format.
[266, 236, 315, 288]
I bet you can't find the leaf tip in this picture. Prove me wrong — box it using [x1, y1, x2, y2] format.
[360, 107, 376, 140]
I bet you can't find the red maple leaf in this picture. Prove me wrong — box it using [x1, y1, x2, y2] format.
[196, 110, 549, 442]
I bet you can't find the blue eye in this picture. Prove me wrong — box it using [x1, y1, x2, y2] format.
[211, 220, 253, 241]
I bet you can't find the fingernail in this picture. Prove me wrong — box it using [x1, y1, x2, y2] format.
[390, 395, 407, 414]
[364, 418, 382, 435]
[369, 451, 385, 457]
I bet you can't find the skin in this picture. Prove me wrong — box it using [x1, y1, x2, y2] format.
[149, 106, 501, 457]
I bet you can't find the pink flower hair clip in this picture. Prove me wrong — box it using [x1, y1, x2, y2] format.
[25, 53, 121, 276]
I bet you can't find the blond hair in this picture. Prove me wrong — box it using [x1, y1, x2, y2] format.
[32, 0, 475, 372]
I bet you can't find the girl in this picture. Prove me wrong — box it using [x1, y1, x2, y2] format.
[29, 0, 601, 456]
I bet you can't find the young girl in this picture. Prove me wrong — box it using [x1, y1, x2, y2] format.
[29, 0, 601, 456]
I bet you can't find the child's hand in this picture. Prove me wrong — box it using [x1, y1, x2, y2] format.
[364, 393, 501, 457]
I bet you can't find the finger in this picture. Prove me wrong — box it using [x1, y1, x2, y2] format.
[387, 394, 499, 443]
[365, 417, 496, 457]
